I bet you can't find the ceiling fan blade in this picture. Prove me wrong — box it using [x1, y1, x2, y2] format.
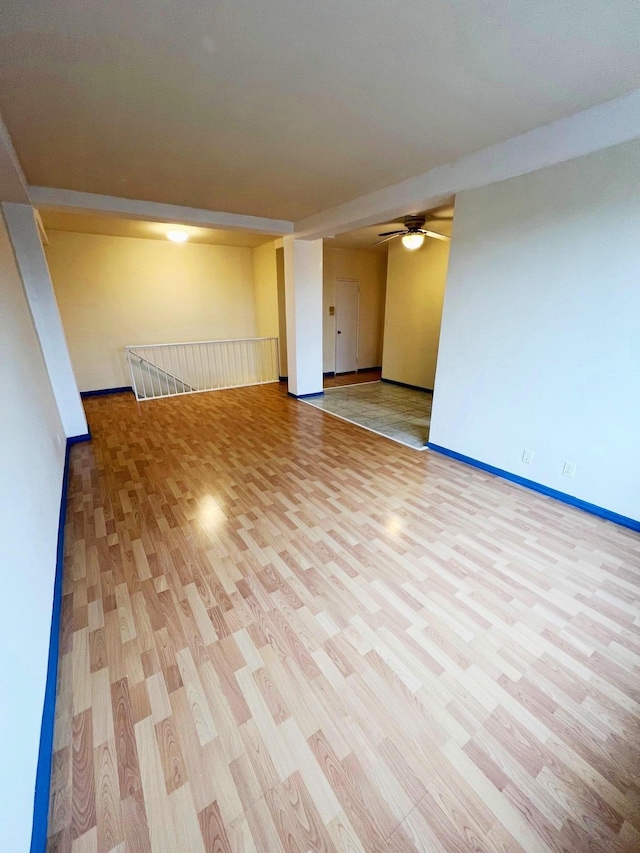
[373, 234, 401, 246]
[421, 230, 450, 242]
[376, 229, 404, 237]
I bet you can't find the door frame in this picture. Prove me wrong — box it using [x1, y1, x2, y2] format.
[334, 278, 360, 374]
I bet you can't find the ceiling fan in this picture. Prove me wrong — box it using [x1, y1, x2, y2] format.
[375, 215, 450, 250]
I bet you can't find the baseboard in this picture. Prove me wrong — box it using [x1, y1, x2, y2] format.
[427, 443, 640, 533]
[288, 391, 325, 399]
[381, 377, 433, 393]
[31, 431, 92, 852]
[323, 371, 335, 378]
[278, 375, 288, 382]
[80, 386, 133, 398]
[67, 429, 92, 445]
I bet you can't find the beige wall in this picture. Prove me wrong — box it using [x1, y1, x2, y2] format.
[323, 246, 387, 373]
[381, 236, 449, 389]
[253, 241, 279, 338]
[0, 208, 67, 851]
[45, 231, 258, 391]
[252, 239, 289, 376]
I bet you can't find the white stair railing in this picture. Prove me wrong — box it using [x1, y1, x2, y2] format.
[126, 337, 279, 401]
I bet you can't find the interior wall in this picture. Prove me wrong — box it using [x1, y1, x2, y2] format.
[322, 246, 386, 373]
[0, 207, 66, 852]
[253, 241, 279, 338]
[45, 231, 258, 392]
[430, 139, 640, 522]
[381, 236, 450, 390]
[275, 247, 288, 377]
[3, 204, 87, 438]
[252, 239, 290, 378]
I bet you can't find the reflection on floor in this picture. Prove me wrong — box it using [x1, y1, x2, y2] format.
[323, 368, 382, 388]
[302, 380, 432, 449]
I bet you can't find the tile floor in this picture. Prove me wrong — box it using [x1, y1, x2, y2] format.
[301, 380, 432, 449]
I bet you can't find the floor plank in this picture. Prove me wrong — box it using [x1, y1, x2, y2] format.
[48, 384, 640, 852]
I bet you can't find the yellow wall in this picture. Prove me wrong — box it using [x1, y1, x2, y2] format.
[253, 241, 279, 338]
[45, 231, 258, 391]
[382, 236, 449, 389]
[322, 246, 387, 373]
[252, 240, 288, 376]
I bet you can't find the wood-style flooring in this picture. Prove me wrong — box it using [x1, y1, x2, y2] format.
[323, 368, 382, 388]
[48, 383, 640, 853]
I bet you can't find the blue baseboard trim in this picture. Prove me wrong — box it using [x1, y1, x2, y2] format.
[427, 443, 640, 533]
[381, 377, 433, 393]
[67, 429, 92, 445]
[80, 386, 133, 398]
[288, 391, 325, 399]
[31, 431, 92, 852]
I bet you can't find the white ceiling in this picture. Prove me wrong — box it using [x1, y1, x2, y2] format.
[1, 1, 639, 222]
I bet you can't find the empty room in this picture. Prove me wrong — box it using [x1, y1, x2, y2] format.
[1, 3, 639, 852]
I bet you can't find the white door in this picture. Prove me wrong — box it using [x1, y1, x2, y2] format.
[335, 279, 359, 373]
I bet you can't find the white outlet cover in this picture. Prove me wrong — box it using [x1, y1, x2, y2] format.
[562, 462, 576, 478]
[522, 449, 534, 464]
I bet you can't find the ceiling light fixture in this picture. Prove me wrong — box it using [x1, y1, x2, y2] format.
[401, 233, 425, 251]
[167, 229, 189, 243]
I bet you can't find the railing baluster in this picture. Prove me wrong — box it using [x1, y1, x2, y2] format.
[243, 340, 249, 386]
[202, 343, 208, 390]
[230, 341, 237, 386]
[123, 338, 278, 400]
[190, 344, 198, 390]
[205, 342, 214, 390]
[169, 345, 179, 395]
[227, 341, 233, 386]
[198, 344, 211, 391]
[161, 347, 167, 396]
[147, 348, 157, 398]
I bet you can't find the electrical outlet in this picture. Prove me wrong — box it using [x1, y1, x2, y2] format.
[522, 449, 534, 464]
[562, 462, 576, 478]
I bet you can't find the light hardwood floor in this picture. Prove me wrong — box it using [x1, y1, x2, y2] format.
[48, 384, 640, 852]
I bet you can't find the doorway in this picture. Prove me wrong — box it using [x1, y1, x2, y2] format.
[335, 279, 359, 374]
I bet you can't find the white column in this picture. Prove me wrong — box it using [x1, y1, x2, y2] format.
[3, 203, 88, 438]
[283, 236, 323, 397]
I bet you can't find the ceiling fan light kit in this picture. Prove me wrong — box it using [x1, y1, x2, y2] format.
[401, 233, 425, 250]
[375, 214, 450, 249]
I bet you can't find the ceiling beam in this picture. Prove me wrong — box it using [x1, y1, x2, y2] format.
[28, 186, 294, 236]
[293, 88, 640, 240]
[0, 115, 30, 204]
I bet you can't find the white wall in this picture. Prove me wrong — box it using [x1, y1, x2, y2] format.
[0, 207, 67, 852]
[323, 246, 387, 373]
[430, 139, 640, 522]
[284, 236, 324, 396]
[381, 236, 449, 389]
[4, 204, 87, 437]
[276, 247, 288, 377]
[45, 231, 258, 391]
